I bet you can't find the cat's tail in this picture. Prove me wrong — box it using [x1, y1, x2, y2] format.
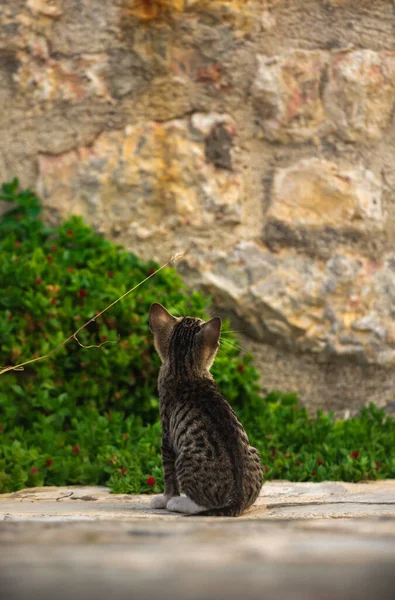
[187, 505, 242, 517]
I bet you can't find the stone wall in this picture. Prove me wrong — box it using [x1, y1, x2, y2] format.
[1, 0, 395, 414]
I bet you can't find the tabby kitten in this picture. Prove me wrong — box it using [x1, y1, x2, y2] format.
[149, 303, 263, 516]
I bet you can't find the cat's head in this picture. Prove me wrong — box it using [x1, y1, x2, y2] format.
[149, 303, 221, 375]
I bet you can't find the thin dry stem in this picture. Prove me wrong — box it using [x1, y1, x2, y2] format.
[72, 333, 120, 350]
[0, 252, 185, 376]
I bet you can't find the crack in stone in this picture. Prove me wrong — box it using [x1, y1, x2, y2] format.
[266, 501, 395, 509]
[70, 496, 98, 502]
[56, 492, 73, 502]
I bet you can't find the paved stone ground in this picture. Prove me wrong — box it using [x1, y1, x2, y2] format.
[1, 481, 395, 600]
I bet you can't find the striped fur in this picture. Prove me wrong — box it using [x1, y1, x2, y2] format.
[149, 303, 263, 517]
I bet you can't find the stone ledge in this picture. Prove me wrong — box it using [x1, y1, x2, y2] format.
[1, 480, 395, 521]
[1, 481, 395, 600]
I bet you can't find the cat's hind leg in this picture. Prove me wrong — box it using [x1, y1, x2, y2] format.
[166, 496, 206, 514]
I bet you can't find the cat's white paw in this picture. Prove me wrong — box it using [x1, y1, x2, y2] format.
[150, 495, 170, 509]
[166, 496, 205, 514]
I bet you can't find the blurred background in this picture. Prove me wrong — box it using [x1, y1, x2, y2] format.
[1, 5, 395, 599]
[1, 0, 395, 418]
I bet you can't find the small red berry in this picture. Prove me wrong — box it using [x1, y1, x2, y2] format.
[312, 471, 317, 476]
[122, 433, 129, 440]
[317, 458, 323, 466]
[51, 298, 56, 305]
[46, 255, 52, 262]
[0, 425, 3, 433]
[264, 466, 269, 473]
[148, 267, 155, 275]
[375, 461, 382, 470]
[121, 467, 127, 475]
[72, 444, 80, 454]
[237, 364, 245, 373]
[296, 461, 301, 467]
[108, 271, 114, 278]
[146, 476, 155, 486]
[45, 458, 53, 467]
[66, 230, 73, 237]
[101, 335, 108, 342]
[50, 245, 57, 252]
[35, 277, 42, 285]
[67, 266, 74, 273]
[350, 451, 359, 459]
[7, 315, 14, 322]
[78, 289, 87, 298]
[14, 241, 21, 247]
[30, 467, 39, 475]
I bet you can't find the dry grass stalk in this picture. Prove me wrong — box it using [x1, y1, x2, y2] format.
[0, 252, 185, 376]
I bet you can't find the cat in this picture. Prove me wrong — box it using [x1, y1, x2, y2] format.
[148, 303, 263, 516]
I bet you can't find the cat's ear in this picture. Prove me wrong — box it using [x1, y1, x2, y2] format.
[149, 303, 178, 362]
[149, 303, 177, 335]
[198, 317, 221, 350]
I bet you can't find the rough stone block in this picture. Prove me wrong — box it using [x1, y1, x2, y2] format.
[27, 0, 63, 18]
[197, 242, 395, 366]
[324, 50, 395, 141]
[123, 0, 185, 21]
[253, 49, 395, 143]
[252, 51, 329, 142]
[37, 115, 243, 244]
[264, 158, 383, 256]
[15, 53, 111, 104]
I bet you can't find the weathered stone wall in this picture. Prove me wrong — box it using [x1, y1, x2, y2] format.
[1, 0, 395, 414]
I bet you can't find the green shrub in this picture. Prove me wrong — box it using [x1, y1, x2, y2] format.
[0, 179, 394, 494]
